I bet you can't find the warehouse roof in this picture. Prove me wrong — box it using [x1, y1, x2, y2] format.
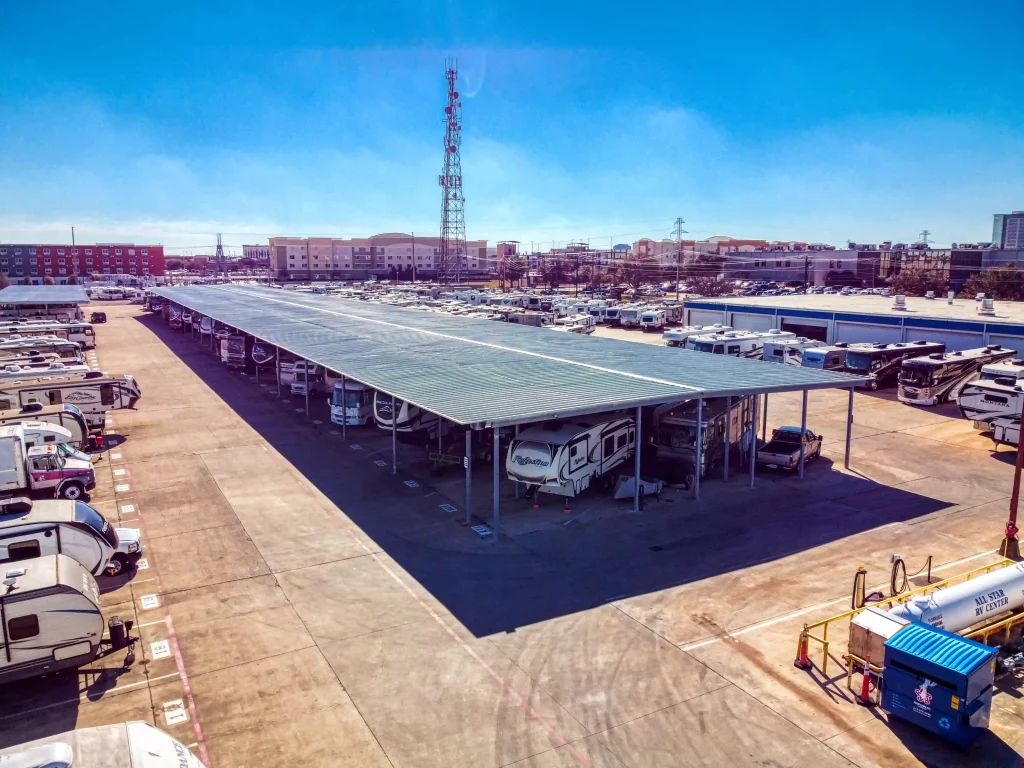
[153, 285, 865, 427]
[0, 285, 90, 306]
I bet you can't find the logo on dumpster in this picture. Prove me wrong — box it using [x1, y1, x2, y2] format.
[938, 716, 951, 730]
[915, 680, 935, 706]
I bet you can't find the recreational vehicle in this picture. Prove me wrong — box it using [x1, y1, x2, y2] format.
[0, 722, 206, 768]
[844, 340, 945, 390]
[651, 398, 752, 484]
[219, 335, 247, 369]
[762, 337, 828, 366]
[0, 403, 90, 448]
[800, 343, 865, 372]
[0, 425, 96, 500]
[663, 324, 731, 348]
[640, 309, 667, 332]
[688, 329, 795, 358]
[251, 340, 276, 368]
[168, 306, 184, 331]
[991, 417, 1021, 447]
[331, 380, 375, 426]
[0, 339, 83, 363]
[661, 303, 684, 324]
[506, 311, 554, 328]
[618, 306, 649, 329]
[8, 421, 89, 462]
[898, 345, 1017, 406]
[505, 416, 635, 498]
[374, 392, 451, 442]
[0, 372, 141, 430]
[0, 499, 141, 576]
[0, 360, 91, 381]
[0, 554, 134, 684]
[550, 314, 596, 334]
[957, 358, 1024, 428]
[291, 361, 324, 396]
[0, 322, 95, 349]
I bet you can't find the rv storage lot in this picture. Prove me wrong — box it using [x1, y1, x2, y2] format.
[1, 302, 1023, 767]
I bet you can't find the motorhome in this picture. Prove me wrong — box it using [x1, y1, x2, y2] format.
[844, 340, 945, 390]
[688, 329, 795, 358]
[957, 358, 1024, 428]
[640, 309, 667, 333]
[0, 360, 91, 381]
[291, 361, 324, 396]
[0, 554, 134, 684]
[651, 397, 753, 484]
[552, 314, 596, 334]
[0, 499, 140, 576]
[800, 343, 870, 372]
[762, 337, 828, 366]
[330, 380, 375, 426]
[898, 345, 1016, 406]
[0, 372, 141, 430]
[168, 305, 183, 331]
[0, 722, 206, 768]
[0, 322, 95, 349]
[0, 403, 90, 448]
[373, 392, 451, 442]
[0, 425, 96, 500]
[0, 338, 83, 363]
[8, 421, 89, 462]
[505, 416, 635, 498]
[219, 335, 247, 369]
[663, 324, 731, 348]
[251, 340, 276, 368]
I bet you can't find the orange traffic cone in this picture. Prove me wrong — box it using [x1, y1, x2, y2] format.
[794, 625, 811, 670]
[857, 656, 874, 706]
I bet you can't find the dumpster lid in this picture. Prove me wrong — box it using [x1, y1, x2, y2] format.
[885, 622, 997, 675]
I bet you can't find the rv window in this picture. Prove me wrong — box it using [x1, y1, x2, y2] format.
[604, 435, 614, 457]
[569, 445, 578, 458]
[48, 391, 62, 405]
[713, 345, 725, 355]
[727, 345, 740, 355]
[7, 614, 40, 641]
[771, 349, 783, 357]
[44, 435, 55, 443]
[617, 433, 627, 449]
[3, 540, 41, 562]
[100, 384, 115, 405]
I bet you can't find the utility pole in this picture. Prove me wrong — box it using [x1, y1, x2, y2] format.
[1002, 431, 1024, 560]
[673, 216, 687, 300]
[411, 232, 416, 282]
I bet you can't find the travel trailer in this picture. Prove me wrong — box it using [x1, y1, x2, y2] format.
[0, 322, 95, 349]
[957, 358, 1024, 428]
[651, 397, 753, 484]
[0, 403, 90, 448]
[663, 324, 731, 348]
[688, 329, 796, 358]
[0, 499, 141, 576]
[0, 554, 134, 684]
[0, 372, 141, 430]
[843, 340, 946, 390]
[168, 306, 184, 331]
[0, 424, 96, 500]
[0, 338, 84, 363]
[0, 360, 91, 382]
[374, 392, 451, 442]
[0, 722, 206, 768]
[639, 309, 667, 332]
[762, 337, 828, 366]
[505, 416, 635, 498]
[898, 345, 1016, 406]
[330, 380, 375, 426]
[618, 306, 650, 329]
[549, 314, 596, 334]
[661, 303, 684, 324]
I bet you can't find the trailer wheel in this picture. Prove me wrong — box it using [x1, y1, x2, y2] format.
[106, 553, 128, 576]
[59, 482, 85, 500]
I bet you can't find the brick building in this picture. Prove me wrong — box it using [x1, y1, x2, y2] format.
[0, 243, 165, 282]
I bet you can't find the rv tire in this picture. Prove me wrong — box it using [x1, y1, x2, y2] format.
[59, 481, 85, 500]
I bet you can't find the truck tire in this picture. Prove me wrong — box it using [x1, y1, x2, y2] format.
[59, 482, 85, 500]
[106, 553, 128, 576]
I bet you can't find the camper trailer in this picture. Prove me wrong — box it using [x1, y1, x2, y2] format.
[618, 306, 650, 329]
[0, 722, 206, 768]
[957, 358, 1024, 428]
[0, 403, 90, 448]
[0, 360, 91, 381]
[0, 554, 134, 684]
[0, 499, 141, 576]
[898, 345, 1016, 406]
[651, 398, 752, 484]
[844, 340, 945, 390]
[0, 322, 95, 349]
[505, 416, 635, 498]
[373, 392, 451, 442]
[688, 329, 795, 358]
[663, 324, 731, 348]
[331, 380, 375, 426]
[0, 339, 84, 363]
[640, 309, 667, 332]
[0, 372, 141, 430]
[550, 314, 596, 334]
[762, 337, 828, 366]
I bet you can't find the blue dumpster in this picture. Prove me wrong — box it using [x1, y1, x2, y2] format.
[881, 622, 998, 747]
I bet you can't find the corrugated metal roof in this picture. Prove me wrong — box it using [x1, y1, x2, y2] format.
[885, 622, 996, 675]
[0, 285, 90, 305]
[153, 285, 865, 427]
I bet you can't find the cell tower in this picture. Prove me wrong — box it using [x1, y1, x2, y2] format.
[215, 233, 225, 278]
[438, 58, 466, 284]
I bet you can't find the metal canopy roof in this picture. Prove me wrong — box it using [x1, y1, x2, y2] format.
[153, 285, 865, 427]
[0, 285, 90, 306]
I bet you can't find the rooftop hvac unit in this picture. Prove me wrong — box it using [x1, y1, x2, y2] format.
[979, 298, 996, 316]
[892, 294, 908, 311]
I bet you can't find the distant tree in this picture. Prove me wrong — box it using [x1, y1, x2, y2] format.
[960, 264, 1024, 302]
[505, 257, 526, 288]
[387, 266, 398, 281]
[0, 274, 10, 290]
[540, 258, 568, 290]
[605, 266, 621, 287]
[888, 266, 947, 297]
[680, 254, 725, 286]
[688, 275, 730, 297]
[66, 274, 79, 285]
[621, 254, 656, 290]
[21, 277, 33, 285]
[42, 276, 55, 285]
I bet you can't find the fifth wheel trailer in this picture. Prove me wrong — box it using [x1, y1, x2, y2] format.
[0, 722, 206, 768]
[0, 372, 141, 430]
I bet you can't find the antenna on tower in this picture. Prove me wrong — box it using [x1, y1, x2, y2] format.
[438, 58, 467, 285]
[215, 233, 225, 279]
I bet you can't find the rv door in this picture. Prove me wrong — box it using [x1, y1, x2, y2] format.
[567, 436, 588, 473]
[100, 384, 115, 406]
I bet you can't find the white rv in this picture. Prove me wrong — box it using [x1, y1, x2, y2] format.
[639, 309, 667, 332]
[0, 554, 128, 684]
[0, 322, 95, 349]
[991, 417, 1021, 447]
[618, 306, 649, 329]
[0, 373, 141, 431]
[0, 339, 83, 363]
[505, 416, 635, 498]
[0, 499, 141, 576]
[549, 314, 596, 334]
[330, 380, 375, 426]
[688, 329, 796, 358]
[958, 358, 1024, 428]
[898, 345, 1017, 406]
[291, 360, 323, 396]
[0, 722, 206, 768]
[373, 392, 451, 441]
[0, 360, 91, 381]
[762, 337, 828, 366]
[663, 324, 731, 348]
[0, 403, 90, 448]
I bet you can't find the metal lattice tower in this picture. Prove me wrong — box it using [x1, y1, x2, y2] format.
[215, 233, 225, 278]
[438, 58, 466, 284]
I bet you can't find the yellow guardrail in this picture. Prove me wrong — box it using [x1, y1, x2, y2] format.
[966, 610, 1024, 645]
[796, 558, 1014, 676]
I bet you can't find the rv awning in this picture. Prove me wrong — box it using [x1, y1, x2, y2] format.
[152, 285, 866, 427]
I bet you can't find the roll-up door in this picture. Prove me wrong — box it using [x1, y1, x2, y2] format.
[687, 308, 726, 327]
[834, 321, 902, 345]
[730, 312, 776, 332]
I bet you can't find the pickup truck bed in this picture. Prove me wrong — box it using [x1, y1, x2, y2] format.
[757, 428, 822, 470]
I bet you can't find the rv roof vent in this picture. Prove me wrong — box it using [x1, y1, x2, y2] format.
[768, 329, 783, 335]
[892, 294, 908, 310]
[19, 403, 43, 413]
[874, 343, 888, 349]
[835, 342, 848, 348]
[988, 344, 1002, 351]
[980, 298, 996, 316]
[930, 353, 946, 359]
[1013, 360, 1024, 366]
[83, 371, 103, 379]
[912, 340, 928, 345]
[954, 350, 964, 356]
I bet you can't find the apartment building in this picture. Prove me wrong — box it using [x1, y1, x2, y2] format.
[0, 243, 165, 282]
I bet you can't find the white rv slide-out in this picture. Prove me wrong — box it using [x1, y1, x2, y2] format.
[762, 337, 827, 366]
[506, 416, 635, 498]
[0, 722, 206, 768]
[958, 358, 1024, 428]
[663, 324, 731, 348]
[688, 329, 796, 358]
[0, 339, 83, 363]
[0, 322, 95, 349]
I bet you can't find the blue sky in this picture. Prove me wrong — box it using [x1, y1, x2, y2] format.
[1, 1, 1022, 254]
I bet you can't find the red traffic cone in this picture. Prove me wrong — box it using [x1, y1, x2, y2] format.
[857, 656, 874, 706]
[794, 625, 811, 670]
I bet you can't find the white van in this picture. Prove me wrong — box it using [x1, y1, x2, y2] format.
[331, 380, 374, 426]
[0, 722, 206, 768]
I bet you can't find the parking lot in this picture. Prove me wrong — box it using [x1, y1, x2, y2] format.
[2, 302, 1023, 767]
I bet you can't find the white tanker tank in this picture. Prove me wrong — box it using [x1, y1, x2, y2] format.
[888, 562, 1024, 633]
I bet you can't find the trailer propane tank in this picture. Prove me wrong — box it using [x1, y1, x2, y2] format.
[888, 562, 1024, 633]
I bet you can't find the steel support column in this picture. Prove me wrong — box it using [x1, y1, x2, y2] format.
[465, 429, 472, 524]
[761, 393, 768, 442]
[633, 406, 642, 513]
[749, 395, 758, 488]
[723, 396, 731, 481]
[304, 362, 310, 416]
[694, 398, 704, 500]
[340, 376, 347, 441]
[492, 427, 500, 538]
[276, 348, 282, 398]
[391, 394, 397, 475]
[513, 424, 520, 499]
[845, 387, 854, 470]
[798, 390, 808, 478]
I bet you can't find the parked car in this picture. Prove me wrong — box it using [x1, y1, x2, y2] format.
[89, 312, 107, 324]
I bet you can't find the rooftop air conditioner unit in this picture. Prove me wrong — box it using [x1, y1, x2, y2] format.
[979, 298, 996, 316]
[892, 294, 908, 311]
